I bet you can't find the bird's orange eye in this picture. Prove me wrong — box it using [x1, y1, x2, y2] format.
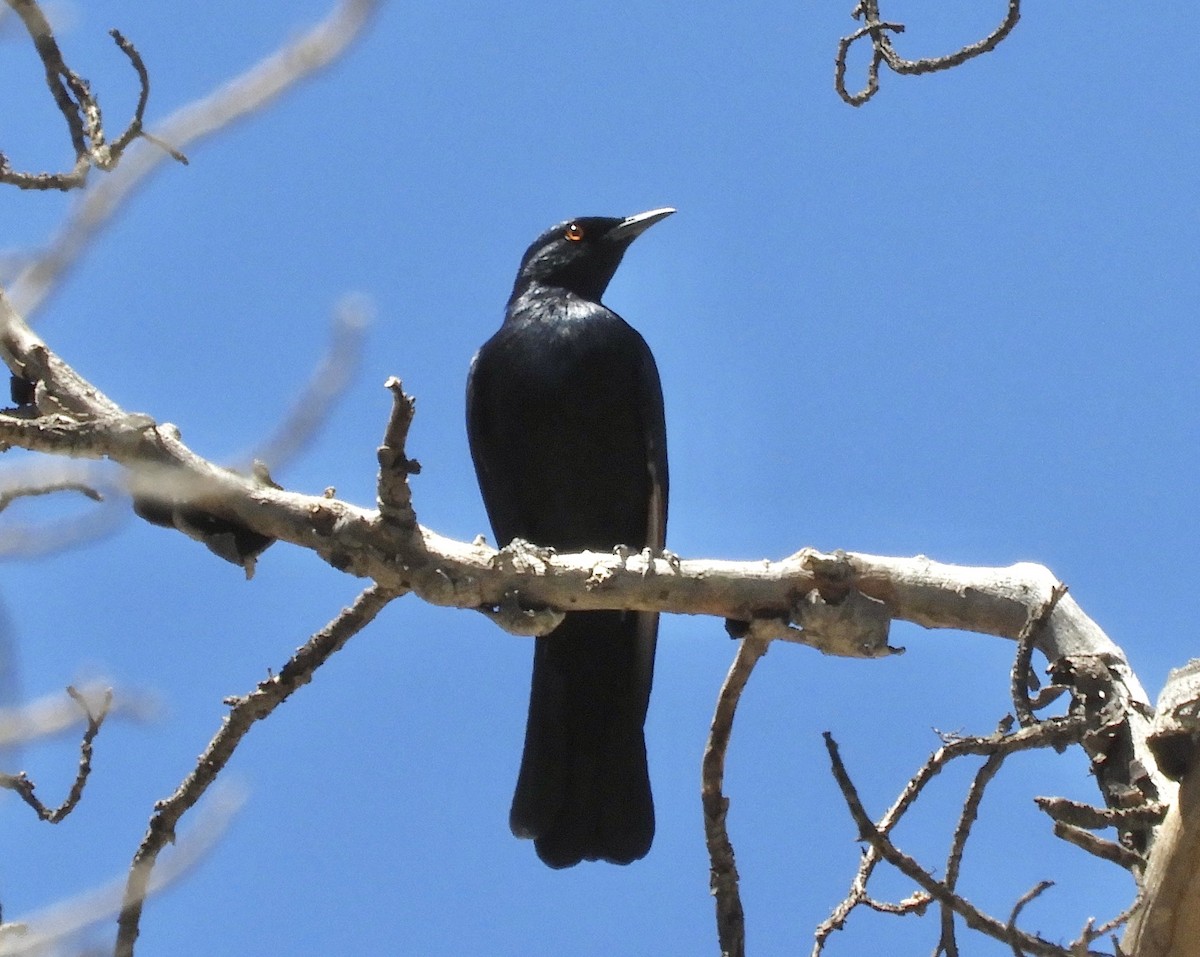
[565, 222, 585, 242]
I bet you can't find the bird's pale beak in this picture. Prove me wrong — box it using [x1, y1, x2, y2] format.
[607, 207, 676, 243]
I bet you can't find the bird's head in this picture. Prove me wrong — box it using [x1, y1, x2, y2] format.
[509, 207, 675, 304]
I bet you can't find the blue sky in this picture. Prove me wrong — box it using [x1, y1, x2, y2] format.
[1, 2, 1195, 954]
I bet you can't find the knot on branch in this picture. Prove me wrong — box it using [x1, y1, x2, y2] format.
[477, 589, 564, 637]
[1049, 653, 1164, 851]
[794, 587, 898, 659]
[1147, 658, 1200, 782]
[130, 442, 278, 576]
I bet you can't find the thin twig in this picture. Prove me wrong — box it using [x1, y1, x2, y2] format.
[0, 478, 100, 512]
[823, 733, 1106, 957]
[4, 0, 88, 155]
[877, 0, 1022, 77]
[8, 0, 382, 317]
[0, 685, 111, 822]
[939, 716, 1013, 953]
[0, 680, 156, 749]
[1074, 896, 1139, 948]
[836, 0, 1023, 106]
[1007, 881, 1053, 957]
[106, 30, 152, 157]
[0, 3, 173, 189]
[834, 18, 903, 106]
[0, 479, 125, 561]
[815, 714, 1087, 953]
[702, 637, 769, 957]
[113, 584, 399, 957]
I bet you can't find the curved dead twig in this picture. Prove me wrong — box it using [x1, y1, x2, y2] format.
[0, 685, 110, 823]
[836, 0, 1022, 106]
[1011, 585, 1067, 728]
[8, 0, 382, 318]
[0, 3, 178, 190]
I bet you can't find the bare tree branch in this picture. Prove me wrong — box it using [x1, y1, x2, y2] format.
[702, 636, 769, 957]
[823, 733, 1107, 957]
[0, 2, 181, 190]
[7, 0, 382, 319]
[0, 286, 1171, 851]
[0, 685, 110, 822]
[836, 0, 1022, 106]
[1051, 822, 1145, 872]
[1006, 881, 1054, 956]
[815, 714, 1092, 954]
[1034, 796, 1167, 832]
[0, 459, 126, 557]
[114, 583, 399, 957]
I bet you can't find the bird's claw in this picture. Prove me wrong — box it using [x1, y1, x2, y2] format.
[495, 537, 556, 572]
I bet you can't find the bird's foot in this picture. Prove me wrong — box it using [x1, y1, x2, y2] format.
[494, 537, 556, 572]
[633, 545, 681, 577]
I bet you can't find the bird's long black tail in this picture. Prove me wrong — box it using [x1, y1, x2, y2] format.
[509, 609, 656, 868]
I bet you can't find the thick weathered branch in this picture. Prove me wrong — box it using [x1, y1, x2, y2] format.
[1123, 662, 1200, 956]
[0, 238, 1174, 957]
[0, 294, 1152, 673]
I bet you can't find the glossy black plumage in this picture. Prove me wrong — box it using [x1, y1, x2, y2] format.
[466, 209, 672, 868]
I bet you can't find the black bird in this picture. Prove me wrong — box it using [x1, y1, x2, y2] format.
[466, 208, 673, 868]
